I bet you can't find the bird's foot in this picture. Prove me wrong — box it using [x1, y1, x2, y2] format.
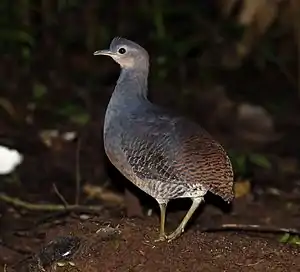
[166, 228, 184, 242]
[154, 233, 167, 242]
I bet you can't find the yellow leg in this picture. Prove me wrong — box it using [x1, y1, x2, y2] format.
[167, 197, 203, 242]
[155, 202, 167, 242]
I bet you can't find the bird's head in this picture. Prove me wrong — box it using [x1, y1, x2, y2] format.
[94, 37, 149, 70]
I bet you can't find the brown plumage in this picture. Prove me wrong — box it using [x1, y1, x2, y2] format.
[171, 120, 233, 202]
[94, 37, 234, 242]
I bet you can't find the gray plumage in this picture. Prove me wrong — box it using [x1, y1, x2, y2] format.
[94, 37, 234, 242]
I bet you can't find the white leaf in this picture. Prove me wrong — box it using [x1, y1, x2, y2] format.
[0, 145, 23, 175]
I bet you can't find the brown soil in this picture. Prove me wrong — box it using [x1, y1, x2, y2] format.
[1, 194, 300, 272]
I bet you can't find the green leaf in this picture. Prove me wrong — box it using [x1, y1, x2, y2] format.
[0, 29, 34, 46]
[290, 235, 300, 245]
[32, 83, 47, 99]
[249, 153, 271, 169]
[279, 233, 300, 245]
[22, 47, 31, 60]
[57, 104, 89, 126]
[279, 233, 290, 243]
[57, 105, 82, 116]
[70, 112, 90, 125]
[228, 150, 248, 175]
[236, 154, 247, 172]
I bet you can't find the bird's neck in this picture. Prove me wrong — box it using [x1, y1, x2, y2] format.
[114, 68, 149, 101]
[104, 67, 150, 131]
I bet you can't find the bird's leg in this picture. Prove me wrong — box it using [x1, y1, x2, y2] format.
[155, 202, 168, 242]
[167, 197, 203, 242]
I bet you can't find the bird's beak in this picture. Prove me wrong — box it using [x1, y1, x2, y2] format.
[93, 49, 114, 56]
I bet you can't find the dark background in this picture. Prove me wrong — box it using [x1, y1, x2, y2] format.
[0, 1, 300, 269]
[1, 0, 300, 193]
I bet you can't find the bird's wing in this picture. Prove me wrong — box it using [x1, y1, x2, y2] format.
[120, 114, 182, 183]
[172, 119, 234, 201]
[120, 112, 234, 201]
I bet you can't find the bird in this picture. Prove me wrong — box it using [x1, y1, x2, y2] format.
[94, 37, 234, 242]
[0, 145, 23, 175]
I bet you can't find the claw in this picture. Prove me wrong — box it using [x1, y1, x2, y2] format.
[166, 228, 184, 242]
[155, 234, 167, 242]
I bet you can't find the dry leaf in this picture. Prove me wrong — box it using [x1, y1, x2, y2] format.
[83, 184, 124, 206]
[0, 97, 17, 119]
[234, 179, 251, 198]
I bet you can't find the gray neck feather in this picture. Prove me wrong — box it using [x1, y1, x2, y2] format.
[115, 68, 149, 101]
[104, 67, 149, 131]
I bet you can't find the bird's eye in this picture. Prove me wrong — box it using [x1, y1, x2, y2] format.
[118, 47, 126, 54]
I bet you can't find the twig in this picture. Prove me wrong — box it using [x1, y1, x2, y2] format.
[200, 223, 300, 235]
[236, 259, 263, 267]
[52, 183, 69, 206]
[0, 193, 102, 212]
[75, 137, 82, 205]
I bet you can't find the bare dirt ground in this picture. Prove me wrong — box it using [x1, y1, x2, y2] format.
[1, 189, 300, 272]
